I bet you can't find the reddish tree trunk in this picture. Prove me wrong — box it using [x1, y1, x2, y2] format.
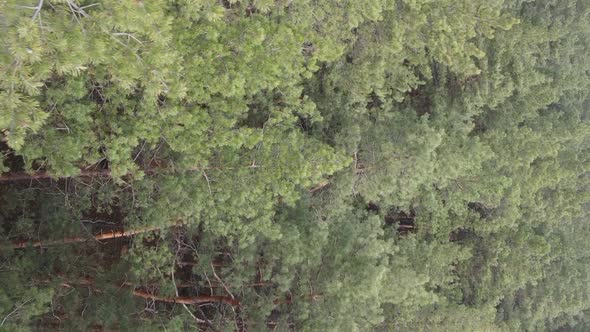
[10, 226, 161, 249]
[0, 169, 111, 182]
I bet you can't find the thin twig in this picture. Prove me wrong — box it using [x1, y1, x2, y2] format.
[202, 171, 212, 195]
[79, 3, 100, 10]
[66, 0, 89, 17]
[112, 32, 144, 45]
[110, 35, 143, 62]
[66, 0, 84, 29]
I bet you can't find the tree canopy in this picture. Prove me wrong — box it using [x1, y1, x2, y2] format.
[0, 0, 589, 330]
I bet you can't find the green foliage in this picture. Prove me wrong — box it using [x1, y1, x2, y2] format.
[0, 0, 589, 330]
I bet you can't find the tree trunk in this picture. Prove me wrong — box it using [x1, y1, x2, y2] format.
[9, 225, 162, 249]
[132, 289, 240, 306]
[0, 169, 111, 182]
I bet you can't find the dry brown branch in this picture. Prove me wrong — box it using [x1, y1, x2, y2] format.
[398, 224, 415, 229]
[309, 180, 330, 194]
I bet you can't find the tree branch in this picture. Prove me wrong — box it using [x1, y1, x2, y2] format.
[0, 299, 31, 326]
[132, 289, 240, 307]
[0, 169, 111, 183]
[9, 225, 162, 249]
[31, 0, 44, 20]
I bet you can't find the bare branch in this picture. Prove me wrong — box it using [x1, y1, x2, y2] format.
[1, 299, 32, 326]
[66, 0, 89, 17]
[202, 171, 212, 195]
[112, 32, 144, 46]
[210, 262, 235, 300]
[31, 0, 44, 20]
[79, 3, 100, 10]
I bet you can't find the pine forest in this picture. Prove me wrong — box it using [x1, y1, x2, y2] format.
[0, 0, 589, 330]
